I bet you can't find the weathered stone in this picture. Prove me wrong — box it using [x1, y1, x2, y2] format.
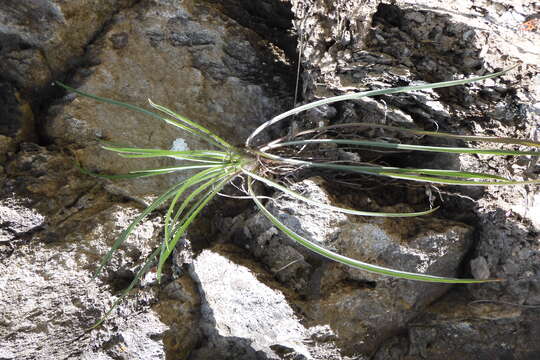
[154, 275, 202, 359]
[46, 0, 289, 199]
[237, 178, 473, 355]
[0, 144, 199, 359]
[373, 290, 540, 360]
[0, 195, 171, 359]
[0, 82, 35, 147]
[0, 0, 136, 91]
[2, 0, 540, 358]
[188, 244, 311, 360]
[208, 0, 296, 58]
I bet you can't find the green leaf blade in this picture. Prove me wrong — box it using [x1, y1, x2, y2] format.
[269, 139, 540, 157]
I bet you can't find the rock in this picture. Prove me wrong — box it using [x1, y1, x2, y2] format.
[188, 244, 311, 360]
[0, 196, 169, 359]
[288, 0, 540, 357]
[209, 0, 296, 58]
[46, 0, 290, 199]
[467, 208, 540, 306]
[373, 290, 540, 360]
[236, 178, 473, 355]
[0, 82, 35, 148]
[470, 256, 490, 280]
[2, 0, 540, 358]
[0, 144, 199, 359]
[0, 0, 137, 91]
[153, 275, 202, 359]
[0, 196, 44, 243]
[0, 135, 14, 164]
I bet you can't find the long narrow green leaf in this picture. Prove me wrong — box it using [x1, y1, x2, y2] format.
[247, 178, 500, 283]
[166, 171, 231, 242]
[116, 154, 226, 163]
[78, 163, 223, 179]
[376, 171, 540, 186]
[280, 122, 540, 148]
[55, 82, 228, 150]
[157, 174, 233, 277]
[256, 152, 510, 181]
[101, 144, 230, 158]
[267, 139, 540, 156]
[86, 171, 175, 179]
[101, 144, 231, 163]
[162, 167, 230, 252]
[148, 99, 234, 150]
[158, 170, 232, 281]
[76, 162, 171, 180]
[129, 164, 223, 174]
[93, 179, 191, 278]
[356, 167, 507, 180]
[158, 172, 234, 281]
[246, 65, 518, 147]
[287, 158, 539, 185]
[242, 169, 438, 217]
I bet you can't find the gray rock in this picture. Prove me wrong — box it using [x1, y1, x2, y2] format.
[374, 291, 540, 360]
[470, 256, 490, 280]
[189, 244, 311, 360]
[0, 144, 199, 359]
[2, 0, 540, 358]
[238, 178, 473, 355]
[0, 0, 137, 91]
[289, 0, 540, 357]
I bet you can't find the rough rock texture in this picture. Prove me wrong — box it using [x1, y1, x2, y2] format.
[1, 1, 295, 359]
[373, 289, 540, 360]
[187, 244, 366, 360]
[0, 82, 35, 157]
[0, 144, 192, 359]
[0, 0, 139, 153]
[0, 0, 137, 91]
[45, 0, 291, 199]
[286, 0, 540, 358]
[231, 178, 473, 355]
[188, 245, 310, 360]
[1, 0, 540, 359]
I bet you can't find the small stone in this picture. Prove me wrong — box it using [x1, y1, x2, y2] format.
[470, 256, 491, 280]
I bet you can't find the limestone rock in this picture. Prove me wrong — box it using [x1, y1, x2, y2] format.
[0, 144, 199, 359]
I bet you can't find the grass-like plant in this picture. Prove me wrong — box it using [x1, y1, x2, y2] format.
[57, 65, 540, 323]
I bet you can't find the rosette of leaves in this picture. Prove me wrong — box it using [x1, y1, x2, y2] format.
[57, 65, 540, 323]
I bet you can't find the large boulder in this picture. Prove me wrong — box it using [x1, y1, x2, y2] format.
[46, 0, 290, 199]
[233, 178, 473, 355]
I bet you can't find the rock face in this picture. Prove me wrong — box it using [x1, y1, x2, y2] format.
[0, 0, 137, 91]
[373, 289, 540, 360]
[233, 178, 473, 354]
[1, 1, 292, 359]
[45, 0, 290, 199]
[0, 144, 170, 360]
[1, 0, 540, 359]
[188, 245, 310, 360]
[285, 0, 540, 358]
